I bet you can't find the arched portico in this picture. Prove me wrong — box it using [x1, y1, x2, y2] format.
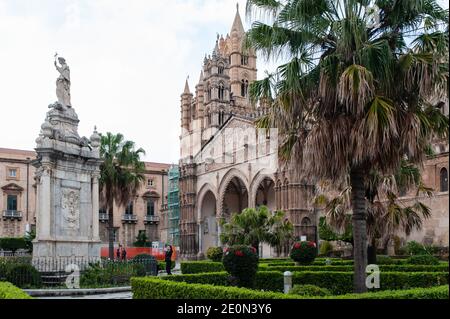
[196, 184, 219, 255]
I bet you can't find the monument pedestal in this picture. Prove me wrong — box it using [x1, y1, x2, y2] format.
[33, 104, 102, 271]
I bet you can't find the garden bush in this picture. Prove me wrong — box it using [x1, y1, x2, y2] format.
[319, 241, 333, 256]
[5, 263, 42, 289]
[0, 282, 32, 299]
[266, 264, 448, 273]
[405, 241, 437, 256]
[289, 284, 331, 296]
[223, 245, 259, 288]
[181, 261, 224, 274]
[376, 255, 396, 265]
[131, 277, 449, 299]
[0, 238, 27, 253]
[292, 271, 449, 295]
[290, 241, 317, 265]
[80, 261, 146, 287]
[206, 247, 223, 262]
[407, 254, 440, 265]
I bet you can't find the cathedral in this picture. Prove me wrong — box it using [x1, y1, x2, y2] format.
[178, 6, 449, 260]
[178, 7, 317, 259]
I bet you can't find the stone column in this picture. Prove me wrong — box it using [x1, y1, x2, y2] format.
[92, 174, 100, 241]
[39, 165, 51, 240]
[198, 221, 203, 255]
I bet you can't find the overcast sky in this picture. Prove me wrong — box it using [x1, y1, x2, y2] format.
[0, 0, 448, 164]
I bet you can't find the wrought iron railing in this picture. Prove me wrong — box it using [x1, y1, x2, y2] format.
[2, 210, 22, 219]
[122, 214, 138, 222]
[144, 215, 160, 223]
[0, 256, 158, 289]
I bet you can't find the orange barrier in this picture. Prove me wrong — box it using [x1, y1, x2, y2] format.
[100, 246, 177, 261]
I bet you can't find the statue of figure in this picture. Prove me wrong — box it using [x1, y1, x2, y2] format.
[54, 54, 72, 107]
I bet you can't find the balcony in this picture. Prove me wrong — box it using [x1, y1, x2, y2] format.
[2, 210, 22, 220]
[99, 213, 109, 222]
[144, 215, 160, 225]
[122, 214, 138, 223]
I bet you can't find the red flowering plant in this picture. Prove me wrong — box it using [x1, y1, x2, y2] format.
[222, 245, 259, 288]
[290, 241, 317, 265]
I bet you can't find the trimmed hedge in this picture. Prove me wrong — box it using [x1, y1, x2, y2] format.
[183, 261, 448, 274]
[265, 264, 449, 273]
[293, 271, 449, 295]
[162, 270, 448, 295]
[131, 277, 449, 299]
[181, 261, 224, 274]
[0, 282, 32, 299]
[0, 238, 27, 252]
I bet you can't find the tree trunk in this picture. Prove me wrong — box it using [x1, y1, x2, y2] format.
[108, 206, 115, 260]
[350, 168, 368, 293]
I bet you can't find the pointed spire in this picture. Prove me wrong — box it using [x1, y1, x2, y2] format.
[183, 76, 191, 94]
[199, 70, 204, 83]
[212, 34, 220, 58]
[231, 2, 245, 35]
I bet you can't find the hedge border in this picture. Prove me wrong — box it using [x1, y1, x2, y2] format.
[131, 277, 449, 299]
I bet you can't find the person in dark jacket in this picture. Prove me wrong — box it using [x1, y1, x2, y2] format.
[121, 247, 127, 261]
[165, 245, 173, 275]
[116, 245, 122, 261]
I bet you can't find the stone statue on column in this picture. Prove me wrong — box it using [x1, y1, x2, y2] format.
[54, 53, 72, 108]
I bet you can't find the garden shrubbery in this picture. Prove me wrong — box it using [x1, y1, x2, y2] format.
[206, 247, 223, 262]
[131, 277, 449, 299]
[181, 261, 224, 274]
[407, 254, 440, 265]
[290, 241, 317, 265]
[289, 284, 331, 296]
[0, 282, 32, 299]
[3, 263, 42, 289]
[223, 245, 259, 288]
[0, 237, 27, 254]
[80, 261, 146, 287]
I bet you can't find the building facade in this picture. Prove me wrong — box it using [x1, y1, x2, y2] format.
[0, 147, 171, 248]
[177, 6, 449, 260]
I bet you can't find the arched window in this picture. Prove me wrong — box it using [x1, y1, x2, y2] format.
[218, 83, 225, 100]
[218, 65, 224, 75]
[301, 217, 312, 227]
[241, 79, 249, 97]
[440, 168, 448, 192]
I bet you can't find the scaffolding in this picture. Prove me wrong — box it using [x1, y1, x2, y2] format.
[167, 165, 180, 246]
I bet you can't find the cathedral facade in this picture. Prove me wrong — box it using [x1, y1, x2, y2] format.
[178, 8, 317, 259]
[178, 7, 450, 260]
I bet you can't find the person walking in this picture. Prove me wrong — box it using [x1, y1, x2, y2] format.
[121, 247, 127, 261]
[165, 245, 173, 275]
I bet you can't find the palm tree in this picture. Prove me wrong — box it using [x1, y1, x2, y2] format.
[245, 0, 448, 292]
[316, 160, 433, 264]
[99, 132, 146, 260]
[220, 206, 294, 255]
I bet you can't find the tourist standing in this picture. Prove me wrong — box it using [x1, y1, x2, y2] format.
[165, 245, 173, 275]
[116, 245, 122, 261]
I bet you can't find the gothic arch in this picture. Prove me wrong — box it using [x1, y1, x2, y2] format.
[249, 170, 276, 208]
[196, 183, 218, 221]
[218, 168, 249, 217]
